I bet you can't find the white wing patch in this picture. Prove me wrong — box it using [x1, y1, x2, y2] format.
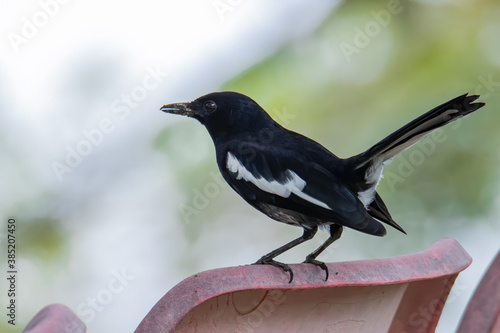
[226, 152, 331, 210]
[358, 156, 386, 207]
[358, 188, 376, 207]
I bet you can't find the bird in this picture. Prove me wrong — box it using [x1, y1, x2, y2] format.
[161, 92, 484, 282]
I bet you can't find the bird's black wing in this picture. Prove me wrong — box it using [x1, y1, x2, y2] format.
[217, 140, 386, 236]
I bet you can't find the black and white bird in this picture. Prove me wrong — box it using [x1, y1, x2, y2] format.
[161, 92, 484, 282]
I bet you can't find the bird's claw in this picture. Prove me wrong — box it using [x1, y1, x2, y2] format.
[253, 258, 294, 283]
[303, 256, 329, 281]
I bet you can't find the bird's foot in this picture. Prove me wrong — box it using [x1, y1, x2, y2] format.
[303, 256, 329, 281]
[253, 258, 294, 283]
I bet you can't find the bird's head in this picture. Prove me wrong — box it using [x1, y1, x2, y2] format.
[161, 91, 276, 139]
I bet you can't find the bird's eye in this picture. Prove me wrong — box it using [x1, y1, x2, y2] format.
[204, 100, 217, 113]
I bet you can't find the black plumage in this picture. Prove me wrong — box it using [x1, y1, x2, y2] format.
[161, 92, 484, 282]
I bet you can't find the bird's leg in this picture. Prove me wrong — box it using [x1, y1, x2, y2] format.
[303, 224, 343, 281]
[254, 226, 317, 283]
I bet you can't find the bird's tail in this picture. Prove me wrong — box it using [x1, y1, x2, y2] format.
[345, 93, 484, 235]
[353, 94, 485, 171]
[343, 94, 483, 235]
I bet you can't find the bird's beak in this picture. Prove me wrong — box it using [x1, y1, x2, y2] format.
[160, 102, 195, 117]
